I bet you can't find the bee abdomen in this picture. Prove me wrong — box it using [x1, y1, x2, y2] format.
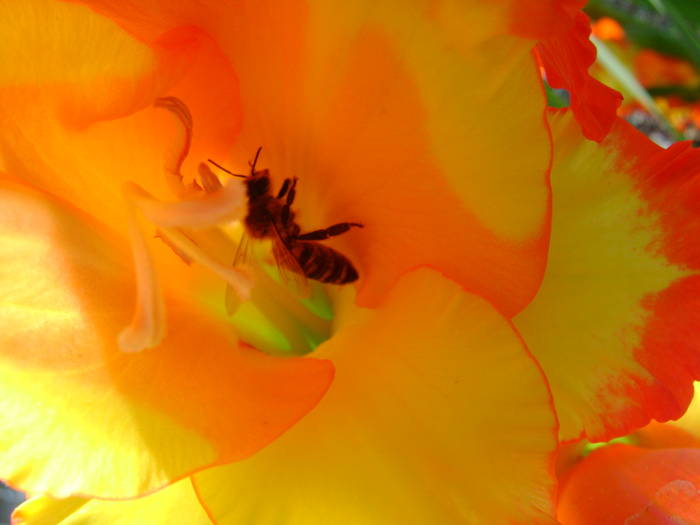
[292, 242, 359, 284]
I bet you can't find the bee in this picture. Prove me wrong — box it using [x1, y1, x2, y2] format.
[208, 148, 363, 286]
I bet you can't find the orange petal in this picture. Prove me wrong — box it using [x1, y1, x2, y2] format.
[535, 12, 623, 141]
[591, 17, 625, 42]
[508, 0, 586, 39]
[557, 445, 700, 525]
[0, 0, 188, 126]
[193, 269, 558, 524]
[73, 0, 552, 316]
[0, 179, 333, 498]
[635, 49, 699, 88]
[515, 111, 700, 442]
[0, 0, 240, 232]
[14, 479, 209, 525]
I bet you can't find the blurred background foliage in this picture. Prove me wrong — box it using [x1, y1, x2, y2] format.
[582, 0, 700, 145]
[587, 0, 700, 67]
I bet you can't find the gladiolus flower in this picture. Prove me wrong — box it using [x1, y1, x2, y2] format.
[0, 0, 574, 523]
[559, 445, 700, 525]
[6, 0, 700, 523]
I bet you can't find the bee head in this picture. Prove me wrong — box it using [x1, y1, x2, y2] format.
[246, 169, 271, 198]
[207, 147, 270, 198]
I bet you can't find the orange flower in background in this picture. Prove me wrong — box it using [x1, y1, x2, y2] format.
[556, 384, 700, 524]
[635, 49, 699, 89]
[591, 17, 625, 42]
[588, 13, 700, 142]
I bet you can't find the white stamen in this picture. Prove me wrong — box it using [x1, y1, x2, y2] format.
[157, 227, 253, 302]
[199, 163, 223, 193]
[124, 180, 245, 229]
[118, 195, 166, 353]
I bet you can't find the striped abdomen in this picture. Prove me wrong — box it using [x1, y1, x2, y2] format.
[290, 242, 359, 284]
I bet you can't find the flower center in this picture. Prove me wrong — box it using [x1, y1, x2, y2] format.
[119, 97, 333, 355]
[229, 257, 334, 355]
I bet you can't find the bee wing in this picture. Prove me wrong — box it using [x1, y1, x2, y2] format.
[269, 220, 310, 298]
[233, 230, 251, 267]
[271, 241, 311, 298]
[225, 231, 251, 315]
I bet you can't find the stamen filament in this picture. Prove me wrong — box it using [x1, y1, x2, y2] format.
[124, 180, 245, 229]
[118, 195, 166, 353]
[158, 226, 253, 302]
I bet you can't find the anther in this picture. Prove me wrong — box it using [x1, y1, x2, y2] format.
[155, 96, 197, 197]
[118, 194, 166, 353]
[198, 163, 223, 193]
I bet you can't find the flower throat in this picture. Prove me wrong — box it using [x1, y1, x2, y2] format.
[119, 97, 360, 356]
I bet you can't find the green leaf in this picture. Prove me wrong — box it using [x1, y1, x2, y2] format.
[586, 0, 700, 68]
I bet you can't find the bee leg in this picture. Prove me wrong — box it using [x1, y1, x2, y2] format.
[276, 178, 292, 199]
[277, 176, 298, 200]
[280, 178, 299, 225]
[285, 178, 298, 205]
[297, 222, 363, 241]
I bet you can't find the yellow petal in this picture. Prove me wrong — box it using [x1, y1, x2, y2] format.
[0, 0, 163, 124]
[0, 179, 333, 498]
[14, 479, 209, 525]
[515, 111, 696, 442]
[194, 269, 558, 525]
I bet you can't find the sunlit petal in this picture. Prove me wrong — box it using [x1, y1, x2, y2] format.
[0, 180, 333, 498]
[194, 269, 557, 524]
[13, 479, 210, 525]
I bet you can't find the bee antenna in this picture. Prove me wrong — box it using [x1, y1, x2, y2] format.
[207, 159, 247, 178]
[249, 146, 263, 175]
